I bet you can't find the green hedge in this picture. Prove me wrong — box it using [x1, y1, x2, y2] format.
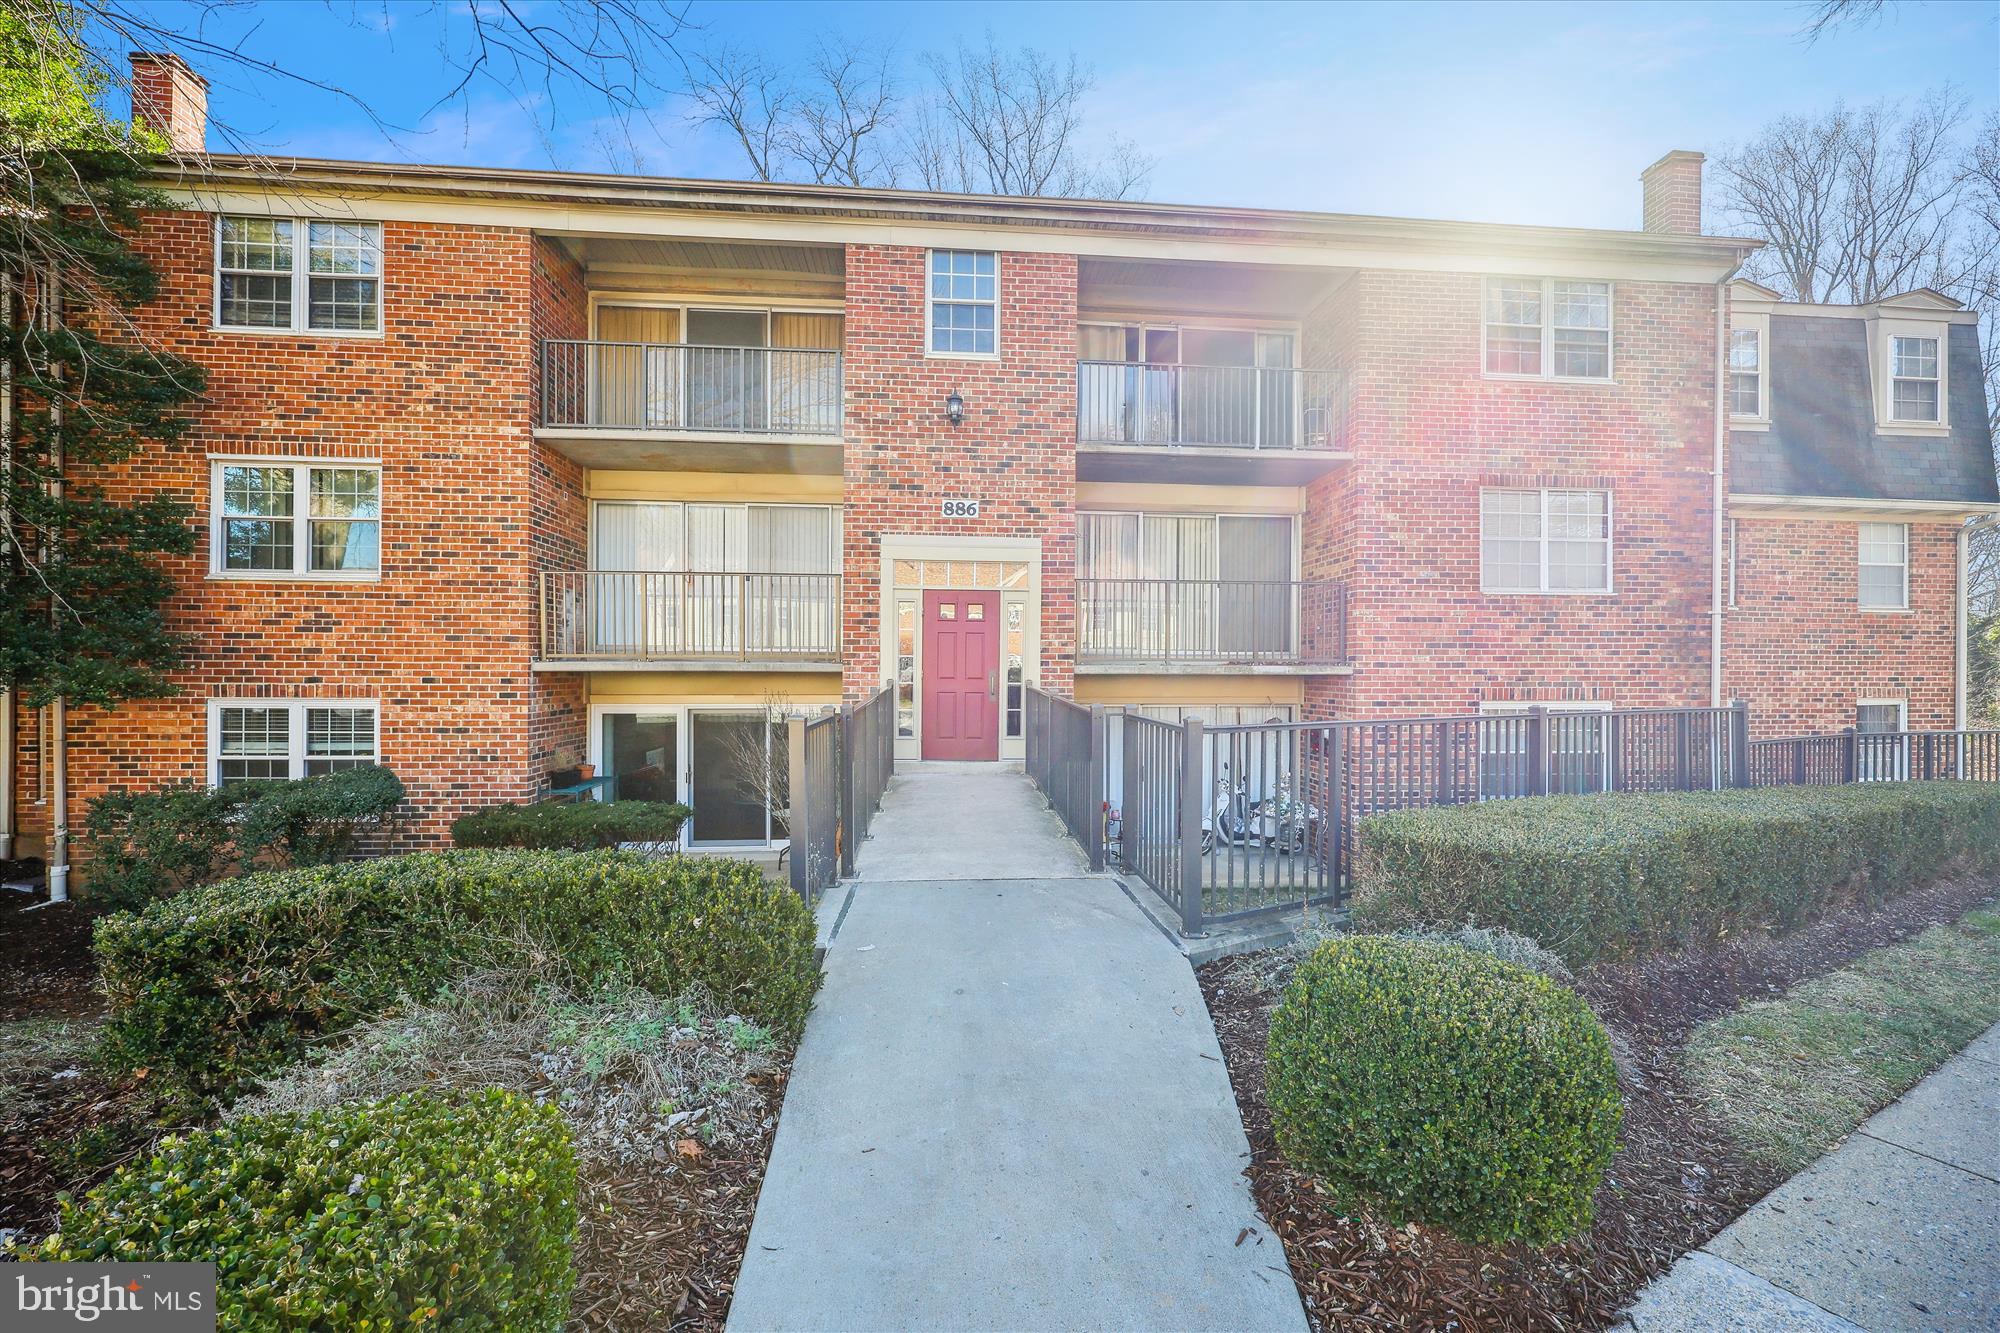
[97, 848, 817, 1098]
[34, 1090, 576, 1331]
[1353, 781, 2000, 967]
[452, 799, 691, 850]
[83, 766, 406, 907]
[1267, 936, 1621, 1246]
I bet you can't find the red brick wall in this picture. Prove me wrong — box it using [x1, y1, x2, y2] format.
[1724, 518, 1958, 734]
[839, 243, 1079, 700]
[1303, 270, 1718, 719]
[13, 210, 551, 852]
[527, 237, 589, 773]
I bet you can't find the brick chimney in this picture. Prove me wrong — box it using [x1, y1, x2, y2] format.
[1640, 150, 1704, 234]
[129, 52, 208, 154]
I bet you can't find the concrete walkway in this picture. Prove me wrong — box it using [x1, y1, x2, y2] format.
[1619, 1021, 2000, 1331]
[728, 764, 1307, 1333]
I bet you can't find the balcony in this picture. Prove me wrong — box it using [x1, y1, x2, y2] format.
[1076, 579, 1349, 673]
[1075, 362, 1349, 485]
[536, 341, 843, 474]
[536, 570, 842, 670]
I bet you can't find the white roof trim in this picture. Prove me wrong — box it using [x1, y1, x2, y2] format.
[1729, 493, 2000, 520]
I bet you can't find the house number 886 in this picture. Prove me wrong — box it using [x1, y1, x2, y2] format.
[941, 499, 981, 518]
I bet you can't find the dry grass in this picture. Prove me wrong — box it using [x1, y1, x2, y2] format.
[0, 1018, 101, 1118]
[1685, 904, 2000, 1172]
[229, 967, 789, 1331]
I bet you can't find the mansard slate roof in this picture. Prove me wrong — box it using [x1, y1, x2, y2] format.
[1731, 316, 1998, 505]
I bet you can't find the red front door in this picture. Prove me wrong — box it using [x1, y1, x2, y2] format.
[921, 590, 1001, 761]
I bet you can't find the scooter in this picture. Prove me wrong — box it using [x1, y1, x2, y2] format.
[1200, 763, 1259, 853]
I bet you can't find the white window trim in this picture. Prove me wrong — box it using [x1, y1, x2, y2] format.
[206, 697, 381, 786]
[212, 215, 384, 338]
[1873, 319, 1949, 432]
[1856, 521, 1910, 612]
[1728, 311, 1771, 427]
[209, 456, 383, 582]
[1479, 277, 1616, 385]
[1478, 487, 1615, 596]
[924, 249, 1000, 361]
[1855, 698, 1908, 730]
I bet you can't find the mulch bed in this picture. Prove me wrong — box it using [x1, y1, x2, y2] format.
[572, 1063, 790, 1332]
[0, 893, 103, 1022]
[1197, 874, 2000, 1330]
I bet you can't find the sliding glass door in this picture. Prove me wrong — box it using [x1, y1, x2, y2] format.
[689, 711, 786, 845]
[596, 706, 789, 847]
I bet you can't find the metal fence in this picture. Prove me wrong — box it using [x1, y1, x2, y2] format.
[785, 688, 897, 902]
[1023, 687, 1105, 870]
[1076, 362, 1346, 451]
[1749, 729, 2000, 785]
[538, 571, 841, 662]
[1076, 579, 1348, 668]
[786, 710, 844, 903]
[842, 687, 896, 876]
[541, 340, 843, 436]
[1086, 698, 2000, 936]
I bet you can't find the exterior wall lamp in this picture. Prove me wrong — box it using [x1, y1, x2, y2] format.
[945, 389, 965, 426]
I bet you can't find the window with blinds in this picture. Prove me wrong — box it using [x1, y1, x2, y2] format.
[1077, 511, 1295, 658]
[590, 305, 843, 433]
[588, 501, 840, 656]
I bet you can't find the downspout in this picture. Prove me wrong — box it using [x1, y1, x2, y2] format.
[1960, 514, 1998, 739]
[44, 264, 67, 903]
[1710, 269, 1740, 708]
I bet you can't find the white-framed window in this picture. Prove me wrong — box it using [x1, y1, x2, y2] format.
[1477, 700, 1614, 798]
[1728, 326, 1765, 420]
[1479, 488, 1612, 594]
[1857, 522, 1909, 610]
[1482, 277, 1611, 380]
[212, 460, 381, 578]
[216, 216, 382, 333]
[927, 249, 997, 356]
[209, 699, 379, 785]
[1856, 699, 1907, 733]
[1888, 333, 1941, 424]
[1855, 698, 1909, 781]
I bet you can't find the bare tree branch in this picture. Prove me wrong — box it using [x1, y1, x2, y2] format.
[680, 43, 789, 183]
[1797, 1, 1894, 44]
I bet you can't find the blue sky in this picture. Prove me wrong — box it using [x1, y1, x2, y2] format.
[130, 0, 1998, 229]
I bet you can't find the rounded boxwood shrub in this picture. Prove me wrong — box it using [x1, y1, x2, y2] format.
[452, 799, 691, 850]
[34, 1089, 576, 1331]
[1267, 936, 1621, 1246]
[96, 848, 817, 1098]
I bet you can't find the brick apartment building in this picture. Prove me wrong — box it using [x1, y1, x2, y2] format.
[2, 56, 1995, 872]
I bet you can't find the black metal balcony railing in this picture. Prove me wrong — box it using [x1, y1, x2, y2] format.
[540, 341, 843, 436]
[1077, 578, 1348, 667]
[538, 570, 842, 661]
[1076, 362, 1346, 451]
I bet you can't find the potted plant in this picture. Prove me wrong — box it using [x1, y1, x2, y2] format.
[546, 747, 586, 792]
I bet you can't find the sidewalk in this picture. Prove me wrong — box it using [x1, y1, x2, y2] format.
[1620, 1021, 2000, 1331]
[727, 764, 1307, 1332]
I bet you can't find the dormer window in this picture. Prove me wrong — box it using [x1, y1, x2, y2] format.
[1889, 335, 1941, 423]
[1728, 328, 1763, 418]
